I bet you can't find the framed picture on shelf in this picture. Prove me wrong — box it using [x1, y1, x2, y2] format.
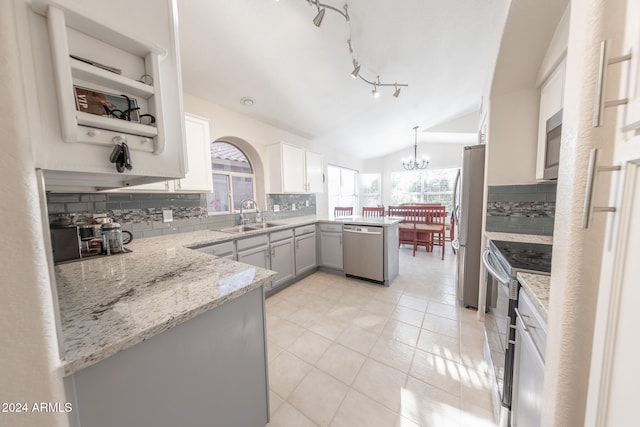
[73, 86, 140, 122]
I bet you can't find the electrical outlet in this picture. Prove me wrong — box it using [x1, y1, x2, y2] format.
[162, 209, 173, 223]
[292, 203, 296, 211]
[273, 204, 280, 212]
[305, 200, 309, 207]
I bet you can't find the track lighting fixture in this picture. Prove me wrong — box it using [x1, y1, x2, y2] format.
[305, 1, 407, 97]
[393, 84, 401, 98]
[313, 7, 325, 27]
[351, 61, 360, 79]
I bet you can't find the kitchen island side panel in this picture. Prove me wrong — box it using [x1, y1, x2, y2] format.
[65, 286, 268, 427]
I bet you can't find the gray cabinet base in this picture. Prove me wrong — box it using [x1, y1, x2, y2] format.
[65, 287, 269, 427]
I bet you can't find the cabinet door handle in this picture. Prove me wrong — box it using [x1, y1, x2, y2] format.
[593, 40, 633, 127]
[582, 148, 621, 228]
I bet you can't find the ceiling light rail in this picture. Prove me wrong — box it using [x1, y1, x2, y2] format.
[305, 0, 408, 98]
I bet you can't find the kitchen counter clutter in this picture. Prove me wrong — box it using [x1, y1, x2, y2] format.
[517, 272, 551, 322]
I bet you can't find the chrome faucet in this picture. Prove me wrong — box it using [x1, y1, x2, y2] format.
[239, 198, 261, 224]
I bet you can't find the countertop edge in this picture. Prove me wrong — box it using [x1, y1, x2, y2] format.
[485, 231, 553, 245]
[516, 272, 550, 323]
[61, 275, 273, 376]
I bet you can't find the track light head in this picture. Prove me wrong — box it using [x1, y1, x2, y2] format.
[372, 85, 380, 98]
[313, 8, 325, 27]
[351, 62, 360, 79]
[393, 84, 401, 98]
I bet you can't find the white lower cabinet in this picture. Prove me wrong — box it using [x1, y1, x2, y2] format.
[319, 223, 343, 270]
[270, 237, 295, 291]
[295, 227, 317, 276]
[512, 289, 547, 427]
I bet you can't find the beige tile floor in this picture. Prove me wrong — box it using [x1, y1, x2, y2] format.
[265, 246, 497, 427]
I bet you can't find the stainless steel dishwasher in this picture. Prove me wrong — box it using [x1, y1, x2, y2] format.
[343, 224, 384, 283]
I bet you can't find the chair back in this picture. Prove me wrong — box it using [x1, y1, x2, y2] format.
[334, 206, 353, 217]
[362, 207, 385, 217]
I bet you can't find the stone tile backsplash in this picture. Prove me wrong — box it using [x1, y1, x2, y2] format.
[47, 192, 316, 238]
[486, 184, 556, 236]
[266, 193, 316, 219]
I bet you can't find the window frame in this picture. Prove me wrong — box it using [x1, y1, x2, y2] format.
[206, 141, 257, 215]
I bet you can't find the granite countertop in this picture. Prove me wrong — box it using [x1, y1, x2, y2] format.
[55, 227, 287, 376]
[485, 231, 553, 245]
[517, 272, 550, 322]
[56, 214, 399, 376]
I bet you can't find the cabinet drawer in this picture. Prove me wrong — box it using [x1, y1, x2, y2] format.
[294, 225, 316, 236]
[236, 234, 269, 251]
[319, 223, 343, 232]
[270, 228, 294, 242]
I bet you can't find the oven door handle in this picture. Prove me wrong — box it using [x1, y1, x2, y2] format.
[482, 249, 510, 285]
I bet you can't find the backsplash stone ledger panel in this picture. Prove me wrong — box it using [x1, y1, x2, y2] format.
[47, 192, 317, 238]
[486, 184, 556, 236]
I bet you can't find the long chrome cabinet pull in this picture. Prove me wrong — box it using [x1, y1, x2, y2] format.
[582, 148, 622, 228]
[514, 308, 535, 332]
[593, 40, 633, 128]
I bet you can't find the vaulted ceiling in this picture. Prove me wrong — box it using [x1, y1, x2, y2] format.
[178, 0, 510, 159]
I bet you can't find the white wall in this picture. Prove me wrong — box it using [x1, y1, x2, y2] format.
[1, 1, 68, 426]
[363, 142, 466, 207]
[183, 93, 363, 217]
[486, 88, 540, 185]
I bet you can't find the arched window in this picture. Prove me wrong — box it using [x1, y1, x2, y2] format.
[207, 141, 255, 213]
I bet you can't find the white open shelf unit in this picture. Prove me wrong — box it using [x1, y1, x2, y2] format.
[33, 1, 168, 154]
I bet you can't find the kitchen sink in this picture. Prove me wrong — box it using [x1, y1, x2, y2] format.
[214, 222, 283, 234]
[245, 222, 283, 230]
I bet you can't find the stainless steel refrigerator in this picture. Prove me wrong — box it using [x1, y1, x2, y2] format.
[454, 144, 486, 308]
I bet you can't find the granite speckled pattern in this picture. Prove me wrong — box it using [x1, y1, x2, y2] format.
[485, 231, 553, 245]
[517, 272, 550, 322]
[56, 228, 278, 376]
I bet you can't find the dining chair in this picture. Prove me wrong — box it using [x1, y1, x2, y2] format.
[414, 205, 447, 259]
[334, 206, 353, 217]
[362, 206, 385, 217]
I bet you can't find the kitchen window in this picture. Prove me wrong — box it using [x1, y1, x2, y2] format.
[360, 173, 381, 207]
[390, 168, 458, 212]
[206, 141, 255, 213]
[328, 165, 358, 216]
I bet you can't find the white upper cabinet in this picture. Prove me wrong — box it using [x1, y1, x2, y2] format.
[174, 114, 213, 192]
[20, 0, 186, 190]
[620, 1, 640, 131]
[268, 143, 324, 193]
[536, 58, 566, 180]
[116, 114, 213, 193]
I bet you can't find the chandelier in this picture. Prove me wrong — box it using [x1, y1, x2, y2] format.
[305, 0, 408, 98]
[402, 126, 429, 170]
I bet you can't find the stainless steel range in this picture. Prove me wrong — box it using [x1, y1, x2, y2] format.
[482, 240, 552, 425]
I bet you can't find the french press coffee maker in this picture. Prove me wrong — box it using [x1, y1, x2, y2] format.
[101, 222, 132, 255]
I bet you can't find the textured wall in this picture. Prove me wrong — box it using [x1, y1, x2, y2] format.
[542, 0, 623, 425]
[0, 1, 68, 425]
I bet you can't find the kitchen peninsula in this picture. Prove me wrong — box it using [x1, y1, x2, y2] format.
[55, 215, 400, 426]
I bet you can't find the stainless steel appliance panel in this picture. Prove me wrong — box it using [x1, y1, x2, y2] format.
[50, 227, 81, 263]
[456, 144, 486, 308]
[343, 225, 384, 283]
